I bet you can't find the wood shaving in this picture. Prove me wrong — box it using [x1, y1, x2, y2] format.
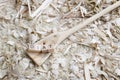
[84, 63, 91, 80]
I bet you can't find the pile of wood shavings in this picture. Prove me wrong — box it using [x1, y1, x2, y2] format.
[0, 0, 120, 80]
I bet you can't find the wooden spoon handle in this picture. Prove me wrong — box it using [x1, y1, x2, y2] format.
[60, 1, 120, 41]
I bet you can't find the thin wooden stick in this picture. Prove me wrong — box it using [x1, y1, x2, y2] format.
[26, 1, 120, 65]
[56, 1, 120, 46]
[27, 0, 53, 18]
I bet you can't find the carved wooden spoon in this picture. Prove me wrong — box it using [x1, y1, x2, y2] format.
[26, 1, 120, 65]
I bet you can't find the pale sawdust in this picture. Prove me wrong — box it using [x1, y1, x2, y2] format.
[0, 0, 120, 80]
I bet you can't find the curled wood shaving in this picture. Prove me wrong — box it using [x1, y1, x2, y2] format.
[106, 70, 119, 80]
[16, 5, 28, 18]
[94, 27, 108, 42]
